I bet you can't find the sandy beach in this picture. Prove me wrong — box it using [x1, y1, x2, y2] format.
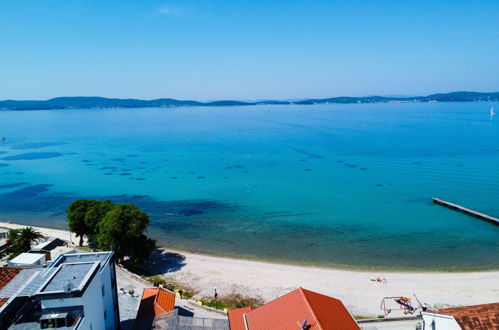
[2, 221, 497, 317]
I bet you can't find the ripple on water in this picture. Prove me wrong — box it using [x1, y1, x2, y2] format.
[0, 182, 27, 189]
[10, 142, 67, 150]
[1, 152, 64, 161]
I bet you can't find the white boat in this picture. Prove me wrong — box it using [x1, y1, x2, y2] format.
[491, 105, 496, 118]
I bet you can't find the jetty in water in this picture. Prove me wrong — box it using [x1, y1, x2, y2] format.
[432, 198, 499, 225]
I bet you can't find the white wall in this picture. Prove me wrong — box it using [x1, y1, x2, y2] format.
[99, 260, 118, 330]
[41, 263, 118, 330]
[422, 313, 461, 330]
[41, 274, 106, 330]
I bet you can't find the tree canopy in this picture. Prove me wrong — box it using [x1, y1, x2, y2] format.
[96, 203, 152, 263]
[66, 199, 155, 265]
[4, 227, 43, 259]
[66, 199, 114, 246]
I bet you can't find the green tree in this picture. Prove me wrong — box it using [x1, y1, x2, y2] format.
[84, 200, 114, 242]
[96, 203, 155, 264]
[67, 199, 115, 246]
[6, 227, 43, 258]
[67, 199, 94, 246]
[130, 234, 156, 265]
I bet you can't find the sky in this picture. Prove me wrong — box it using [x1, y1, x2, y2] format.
[0, 0, 498, 101]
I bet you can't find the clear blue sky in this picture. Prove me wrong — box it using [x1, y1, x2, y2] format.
[0, 0, 497, 100]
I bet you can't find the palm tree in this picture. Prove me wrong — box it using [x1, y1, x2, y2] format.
[7, 227, 43, 257]
[17, 227, 43, 251]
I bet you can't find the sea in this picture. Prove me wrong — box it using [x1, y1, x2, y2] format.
[0, 102, 498, 270]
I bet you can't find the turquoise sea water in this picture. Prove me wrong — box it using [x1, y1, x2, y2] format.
[0, 102, 498, 269]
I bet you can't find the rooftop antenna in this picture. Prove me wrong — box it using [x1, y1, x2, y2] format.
[64, 281, 74, 293]
[297, 313, 312, 330]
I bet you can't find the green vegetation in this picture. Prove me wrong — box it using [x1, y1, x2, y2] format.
[66, 199, 155, 265]
[353, 315, 373, 320]
[2, 227, 43, 259]
[200, 292, 264, 310]
[145, 275, 197, 299]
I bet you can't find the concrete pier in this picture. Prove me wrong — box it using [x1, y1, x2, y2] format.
[432, 198, 499, 225]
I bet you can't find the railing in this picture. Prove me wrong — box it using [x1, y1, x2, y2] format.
[71, 315, 83, 329]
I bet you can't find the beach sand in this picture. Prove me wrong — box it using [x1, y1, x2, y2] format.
[2, 221, 497, 317]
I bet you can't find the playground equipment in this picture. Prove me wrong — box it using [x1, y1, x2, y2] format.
[413, 293, 430, 311]
[380, 296, 417, 316]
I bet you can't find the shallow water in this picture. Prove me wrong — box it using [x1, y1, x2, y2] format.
[0, 102, 498, 269]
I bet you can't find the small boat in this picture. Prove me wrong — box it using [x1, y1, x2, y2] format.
[491, 105, 496, 118]
[0, 137, 5, 140]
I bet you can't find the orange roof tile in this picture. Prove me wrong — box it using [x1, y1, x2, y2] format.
[436, 303, 499, 330]
[0, 268, 22, 290]
[228, 306, 253, 330]
[0, 268, 23, 307]
[136, 288, 176, 320]
[0, 298, 9, 308]
[229, 288, 360, 330]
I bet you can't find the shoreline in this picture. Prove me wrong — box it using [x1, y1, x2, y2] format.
[1, 221, 498, 316]
[1, 219, 498, 272]
[155, 241, 499, 273]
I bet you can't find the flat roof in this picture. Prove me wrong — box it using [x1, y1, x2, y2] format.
[31, 237, 62, 251]
[52, 252, 112, 268]
[10, 253, 45, 264]
[40, 262, 98, 293]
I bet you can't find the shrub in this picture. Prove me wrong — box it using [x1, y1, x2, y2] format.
[148, 275, 166, 287]
[200, 291, 264, 310]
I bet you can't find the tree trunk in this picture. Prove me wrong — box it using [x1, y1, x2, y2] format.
[79, 236, 83, 247]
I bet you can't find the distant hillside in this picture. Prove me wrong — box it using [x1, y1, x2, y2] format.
[0, 91, 497, 110]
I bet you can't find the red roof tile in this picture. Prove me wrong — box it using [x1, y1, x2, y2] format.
[0, 268, 23, 307]
[436, 303, 499, 330]
[228, 306, 253, 330]
[229, 288, 360, 330]
[136, 288, 176, 320]
[0, 298, 9, 308]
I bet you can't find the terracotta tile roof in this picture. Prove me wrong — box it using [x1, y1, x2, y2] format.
[436, 303, 499, 330]
[0, 268, 23, 307]
[229, 288, 360, 330]
[136, 288, 175, 320]
[0, 298, 9, 307]
[228, 306, 254, 330]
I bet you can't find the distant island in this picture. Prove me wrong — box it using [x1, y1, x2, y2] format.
[0, 91, 498, 110]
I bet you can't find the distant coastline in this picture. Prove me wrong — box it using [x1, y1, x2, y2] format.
[0, 91, 498, 111]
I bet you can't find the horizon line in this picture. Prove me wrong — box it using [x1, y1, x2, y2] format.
[2, 90, 499, 103]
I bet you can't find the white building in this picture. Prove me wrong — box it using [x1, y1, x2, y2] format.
[420, 303, 499, 330]
[8, 252, 46, 267]
[30, 237, 68, 261]
[0, 230, 9, 248]
[49, 246, 76, 261]
[422, 313, 461, 330]
[0, 251, 120, 329]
